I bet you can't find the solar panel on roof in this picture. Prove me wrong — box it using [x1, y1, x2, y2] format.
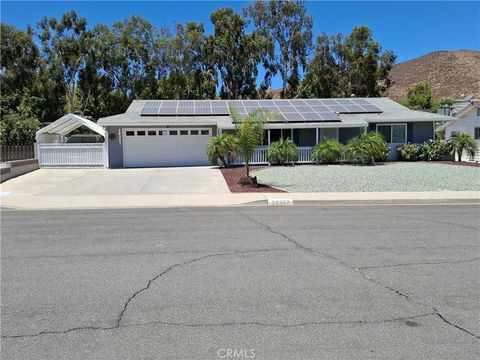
[335, 99, 354, 105]
[301, 112, 323, 121]
[318, 112, 341, 121]
[302, 99, 322, 106]
[141, 106, 160, 115]
[359, 104, 382, 112]
[328, 105, 348, 113]
[283, 113, 304, 121]
[342, 105, 365, 113]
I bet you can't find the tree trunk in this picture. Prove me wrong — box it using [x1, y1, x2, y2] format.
[246, 161, 250, 178]
[220, 157, 227, 168]
[458, 148, 462, 162]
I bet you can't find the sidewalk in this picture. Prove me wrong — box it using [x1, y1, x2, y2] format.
[1, 191, 479, 210]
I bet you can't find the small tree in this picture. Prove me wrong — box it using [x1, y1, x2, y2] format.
[206, 133, 237, 167]
[448, 133, 478, 162]
[267, 138, 299, 165]
[230, 105, 279, 180]
[311, 138, 344, 164]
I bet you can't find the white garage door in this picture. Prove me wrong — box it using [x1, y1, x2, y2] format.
[123, 128, 212, 167]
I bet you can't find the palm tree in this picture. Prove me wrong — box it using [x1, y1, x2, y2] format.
[448, 133, 478, 162]
[207, 133, 237, 167]
[229, 104, 281, 179]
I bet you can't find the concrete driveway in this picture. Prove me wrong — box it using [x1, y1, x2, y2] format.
[0, 167, 230, 196]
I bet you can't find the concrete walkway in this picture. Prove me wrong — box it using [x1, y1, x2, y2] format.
[1, 191, 479, 210]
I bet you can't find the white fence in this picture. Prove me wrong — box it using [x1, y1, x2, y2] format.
[230, 146, 313, 165]
[37, 143, 108, 167]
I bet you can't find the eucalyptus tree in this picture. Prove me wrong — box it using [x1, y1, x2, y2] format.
[298, 33, 340, 98]
[37, 10, 91, 112]
[160, 22, 216, 99]
[209, 7, 269, 99]
[244, 0, 313, 98]
[333, 26, 396, 97]
[301, 26, 396, 98]
[0, 24, 40, 94]
[110, 16, 163, 100]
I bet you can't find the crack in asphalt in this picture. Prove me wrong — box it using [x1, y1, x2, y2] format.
[2, 313, 437, 339]
[2, 247, 290, 339]
[358, 257, 480, 269]
[243, 214, 480, 340]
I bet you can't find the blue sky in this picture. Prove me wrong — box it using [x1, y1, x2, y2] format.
[2, 1, 479, 89]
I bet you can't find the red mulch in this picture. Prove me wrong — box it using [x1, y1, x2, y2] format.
[220, 166, 286, 193]
[432, 161, 480, 167]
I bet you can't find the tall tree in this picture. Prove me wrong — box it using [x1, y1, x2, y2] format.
[298, 34, 339, 98]
[37, 10, 90, 112]
[209, 7, 267, 99]
[300, 26, 396, 98]
[0, 24, 40, 94]
[244, 0, 313, 98]
[334, 26, 396, 97]
[159, 22, 216, 99]
[110, 16, 162, 100]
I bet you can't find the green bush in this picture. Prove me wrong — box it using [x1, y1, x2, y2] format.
[448, 133, 478, 162]
[345, 131, 388, 165]
[267, 138, 299, 165]
[311, 139, 344, 164]
[206, 134, 237, 167]
[396, 143, 420, 161]
[418, 139, 451, 161]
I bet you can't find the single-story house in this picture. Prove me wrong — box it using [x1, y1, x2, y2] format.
[436, 95, 480, 162]
[96, 98, 453, 168]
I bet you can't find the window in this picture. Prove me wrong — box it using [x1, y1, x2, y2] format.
[158, 130, 165, 135]
[137, 131, 145, 136]
[126, 131, 134, 136]
[147, 130, 156, 136]
[180, 130, 188, 135]
[474, 127, 480, 140]
[169, 130, 178, 135]
[190, 130, 199, 135]
[376, 124, 406, 144]
[200, 130, 210, 135]
[392, 124, 406, 143]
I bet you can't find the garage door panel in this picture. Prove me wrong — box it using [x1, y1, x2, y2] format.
[124, 129, 211, 167]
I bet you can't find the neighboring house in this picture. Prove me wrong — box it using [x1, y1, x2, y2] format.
[96, 98, 453, 168]
[436, 95, 480, 162]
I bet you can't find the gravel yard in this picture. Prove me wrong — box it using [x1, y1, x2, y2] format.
[254, 162, 480, 192]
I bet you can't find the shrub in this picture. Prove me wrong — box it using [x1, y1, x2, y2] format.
[267, 138, 299, 165]
[396, 143, 420, 161]
[206, 134, 237, 167]
[311, 139, 344, 164]
[345, 131, 388, 165]
[418, 139, 451, 161]
[448, 133, 478, 162]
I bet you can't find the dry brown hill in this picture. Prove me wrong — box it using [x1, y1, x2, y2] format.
[388, 50, 480, 101]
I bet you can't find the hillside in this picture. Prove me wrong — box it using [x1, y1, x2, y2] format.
[388, 50, 480, 101]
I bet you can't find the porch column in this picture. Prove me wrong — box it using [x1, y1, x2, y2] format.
[267, 129, 271, 145]
[316, 128, 319, 144]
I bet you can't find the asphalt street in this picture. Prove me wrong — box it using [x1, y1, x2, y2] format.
[1, 204, 479, 359]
